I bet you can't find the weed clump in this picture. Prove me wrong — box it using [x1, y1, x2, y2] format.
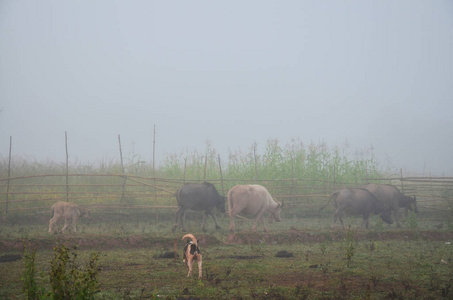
[344, 227, 355, 268]
[22, 241, 100, 299]
[22, 242, 39, 300]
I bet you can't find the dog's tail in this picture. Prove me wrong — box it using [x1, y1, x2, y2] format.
[182, 234, 197, 247]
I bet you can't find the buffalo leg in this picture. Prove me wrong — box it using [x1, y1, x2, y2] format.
[260, 215, 268, 232]
[334, 211, 344, 228]
[49, 216, 60, 234]
[362, 213, 370, 229]
[172, 207, 184, 232]
[202, 212, 208, 232]
[334, 212, 345, 228]
[229, 212, 236, 233]
[61, 218, 70, 233]
[172, 207, 181, 232]
[252, 209, 267, 232]
[209, 210, 221, 230]
[393, 210, 402, 228]
[253, 210, 269, 232]
[72, 217, 78, 233]
[180, 209, 188, 232]
[251, 219, 258, 232]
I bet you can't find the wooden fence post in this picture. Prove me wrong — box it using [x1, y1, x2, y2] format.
[290, 156, 295, 203]
[204, 154, 208, 180]
[65, 131, 69, 202]
[253, 143, 258, 181]
[174, 238, 178, 262]
[183, 157, 187, 183]
[333, 165, 337, 192]
[5, 136, 12, 214]
[153, 125, 157, 204]
[118, 134, 126, 203]
[400, 168, 404, 193]
[218, 154, 225, 196]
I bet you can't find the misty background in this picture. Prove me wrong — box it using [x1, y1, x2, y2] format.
[1, 1, 452, 176]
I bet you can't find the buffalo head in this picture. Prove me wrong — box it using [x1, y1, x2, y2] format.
[410, 195, 419, 213]
[215, 196, 227, 213]
[79, 207, 91, 220]
[400, 195, 419, 213]
[379, 210, 393, 225]
[271, 202, 284, 222]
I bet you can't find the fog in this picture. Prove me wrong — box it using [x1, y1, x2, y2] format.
[1, 1, 452, 176]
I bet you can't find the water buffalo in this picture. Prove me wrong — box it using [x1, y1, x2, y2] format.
[365, 183, 418, 227]
[321, 188, 393, 229]
[172, 182, 226, 232]
[228, 184, 283, 233]
[49, 201, 90, 234]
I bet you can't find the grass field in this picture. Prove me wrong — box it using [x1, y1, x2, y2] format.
[1, 212, 452, 299]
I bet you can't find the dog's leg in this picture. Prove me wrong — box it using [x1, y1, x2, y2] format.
[187, 257, 193, 277]
[197, 255, 202, 279]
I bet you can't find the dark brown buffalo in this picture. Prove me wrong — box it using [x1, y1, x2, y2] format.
[365, 184, 418, 227]
[321, 188, 393, 229]
[172, 182, 226, 232]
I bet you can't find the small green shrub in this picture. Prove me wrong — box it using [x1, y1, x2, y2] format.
[344, 227, 355, 268]
[406, 211, 419, 229]
[22, 242, 40, 299]
[21, 241, 100, 299]
[445, 197, 453, 230]
[49, 242, 100, 299]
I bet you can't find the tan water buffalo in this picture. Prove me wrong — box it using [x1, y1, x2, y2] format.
[321, 188, 393, 229]
[365, 184, 418, 227]
[228, 184, 283, 232]
[48, 201, 90, 234]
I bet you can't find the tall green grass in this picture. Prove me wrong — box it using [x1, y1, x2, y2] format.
[159, 139, 385, 183]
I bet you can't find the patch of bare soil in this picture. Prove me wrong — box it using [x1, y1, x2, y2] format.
[227, 229, 453, 245]
[1, 230, 452, 252]
[0, 254, 22, 263]
[270, 271, 420, 297]
[0, 234, 223, 252]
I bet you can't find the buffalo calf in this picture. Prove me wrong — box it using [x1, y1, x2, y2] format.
[49, 201, 90, 234]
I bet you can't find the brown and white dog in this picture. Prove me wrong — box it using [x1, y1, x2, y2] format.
[182, 234, 202, 279]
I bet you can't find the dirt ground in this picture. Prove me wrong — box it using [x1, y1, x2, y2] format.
[1, 229, 452, 253]
[1, 227, 452, 299]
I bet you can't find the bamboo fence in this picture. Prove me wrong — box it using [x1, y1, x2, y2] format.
[1, 133, 452, 223]
[1, 173, 452, 224]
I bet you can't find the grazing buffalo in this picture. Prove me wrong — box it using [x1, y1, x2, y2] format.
[228, 184, 283, 233]
[49, 201, 90, 234]
[172, 182, 226, 232]
[365, 184, 418, 227]
[321, 188, 393, 229]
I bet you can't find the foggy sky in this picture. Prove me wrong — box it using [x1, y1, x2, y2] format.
[1, 1, 452, 176]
